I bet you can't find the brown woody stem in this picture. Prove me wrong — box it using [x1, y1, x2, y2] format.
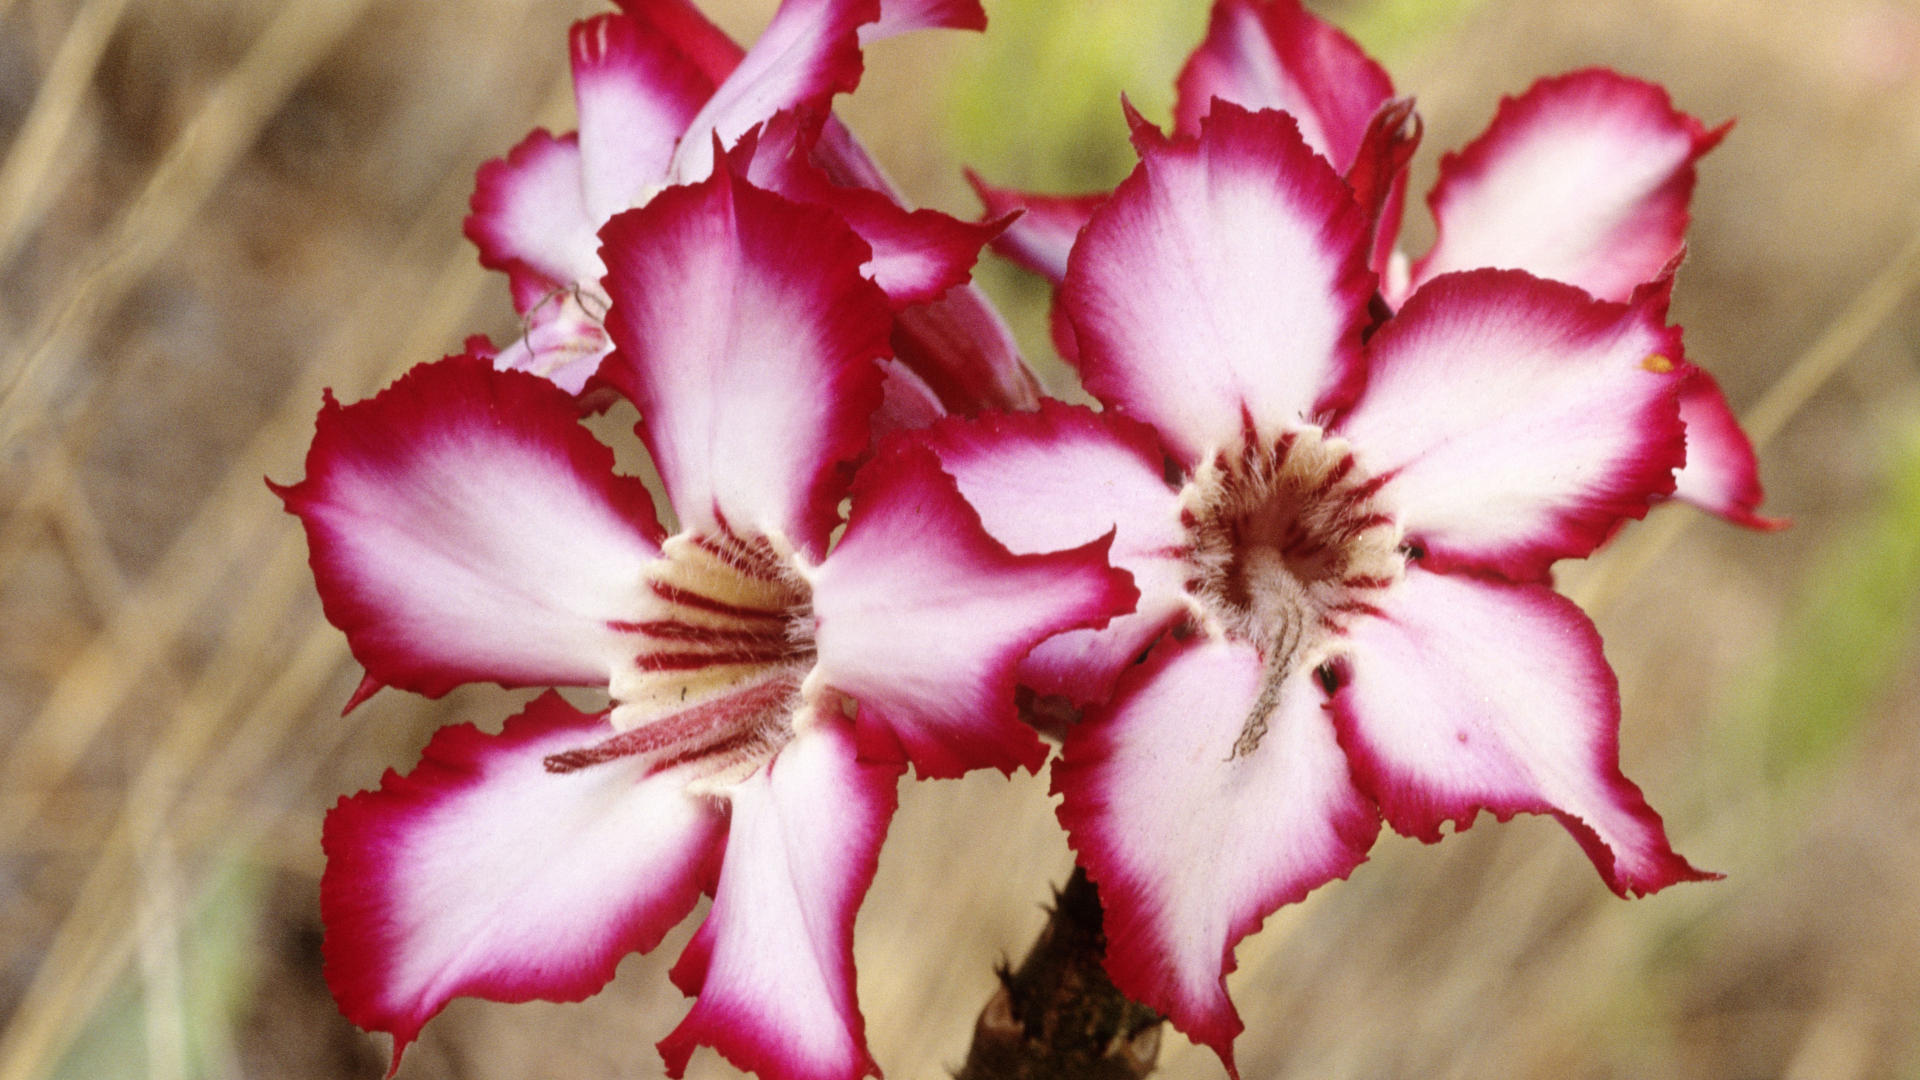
[955, 866, 1164, 1080]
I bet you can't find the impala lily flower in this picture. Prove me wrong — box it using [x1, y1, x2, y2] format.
[277, 159, 1133, 1080]
[469, 0, 1037, 413]
[969, 0, 1775, 528]
[927, 103, 1716, 1073]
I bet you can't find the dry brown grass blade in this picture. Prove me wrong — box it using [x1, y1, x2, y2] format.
[0, 0, 136, 271]
[1570, 222, 1920, 614]
[0, 617, 354, 1080]
[0, 0, 378, 449]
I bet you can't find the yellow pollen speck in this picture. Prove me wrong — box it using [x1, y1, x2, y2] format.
[1642, 353, 1675, 374]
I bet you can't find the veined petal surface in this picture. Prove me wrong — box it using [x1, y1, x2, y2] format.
[809, 441, 1138, 777]
[1410, 69, 1727, 303]
[660, 722, 897, 1080]
[1173, 0, 1394, 171]
[275, 356, 663, 697]
[921, 402, 1189, 703]
[322, 693, 722, 1069]
[1333, 568, 1715, 896]
[571, 13, 712, 222]
[1053, 637, 1378, 1073]
[1337, 270, 1686, 580]
[1674, 366, 1781, 528]
[1064, 103, 1374, 465]
[599, 165, 890, 557]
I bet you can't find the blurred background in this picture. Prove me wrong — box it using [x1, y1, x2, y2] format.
[1, 0, 1917, 1076]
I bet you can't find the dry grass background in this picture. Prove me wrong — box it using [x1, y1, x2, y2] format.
[1, 0, 1918, 1077]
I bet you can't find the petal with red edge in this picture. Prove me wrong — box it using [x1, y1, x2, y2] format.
[1673, 366, 1782, 528]
[1173, 0, 1394, 171]
[1333, 567, 1716, 896]
[1410, 69, 1728, 303]
[571, 13, 712, 222]
[322, 692, 723, 1070]
[1336, 270, 1687, 580]
[890, 286, 1041, 414]
[739, 112, 999, 307]
[921, 402, 1189, 704]
[464, 129, 600, 293]
[666, 0, 878, 182]
[868, 357, 947, 440]
[865, 0, 985, 38]
[808, 441, 1138, 778]
[967, 172, 1104, 284]
[659, 722, 897, 1080]
[1054, 636, 1378, 1072]
[1064, 102, 1374, 465]
[599, 165, 890, 558]
[617, 0, 745, 87]
[273, 356, 664, 697]
[491, 286, 615, 395]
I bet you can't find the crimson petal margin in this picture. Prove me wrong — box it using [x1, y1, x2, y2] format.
[273, 356, 664, 698]
[659, 722, 898, 1080]
[808, 440, 1139, 778]
[1173, 0, 1394, 171]
[1409, 69, 1729, 304]
[1336, 270, 1687, 581]
[570, 13, 713, 223]
[1054, 636, 1378, 1075]
[322, 693, 723, 1073]
[966, 172, 1104, 285]
[1063, 102, 1375, 466]
[464, 128, 598, 294]
[739, 113, 1001, 307]
[665, 0, 879, 182]
[599, 163, 890, 559]
[1674, 366, 1783, 528]
[920, 402, 1190, 704]
[1333, 567, 1717, 897]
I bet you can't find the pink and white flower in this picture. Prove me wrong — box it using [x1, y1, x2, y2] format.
[968, 0, 1775, 528]
[278, 158, 1133, 1080]
[927, 103, 1717, 1074]
[467, 0, 1037, 413]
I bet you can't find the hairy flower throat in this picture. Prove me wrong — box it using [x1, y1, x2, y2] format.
[1182, 425, 1403, 755]
[548, 525, 815, 786]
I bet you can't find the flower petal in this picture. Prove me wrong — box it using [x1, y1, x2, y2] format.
[490, 286, 614, 395]
[273, 356, 663, 697]
[598, 163, 890, 558]
[738, 112, 1000, 307]
[322, 692, 723, 1070]
[1173, 0, 1395, 171]
[809, 441, 1139, 778]
[659, 722, 897, 1080]
[920, 402, 1189, 704]
[616, 0, 746, 87]
[1333, 567, 1717, 896]
[1409, 69, 1728, 304]
[1335, 270, 1687, 580]
[1053, 636, 1378, 1072]
[890, 286, 1041, 414]
[1063, 102, 1374, 465]
[869, 357, 947, 440]
[464, 128, 599, 293]
[666, 0, 877, 182]
[1674, 366, 1784, 528]
[571, 13, 714, 223]
[864, 0, 985, 38]
[966, 172, 1104, 284]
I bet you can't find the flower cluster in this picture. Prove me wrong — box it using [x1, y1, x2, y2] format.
[276, 1, 1773, 1078]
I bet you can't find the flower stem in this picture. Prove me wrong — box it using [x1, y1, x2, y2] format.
[955, 866, 1164, 1080]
